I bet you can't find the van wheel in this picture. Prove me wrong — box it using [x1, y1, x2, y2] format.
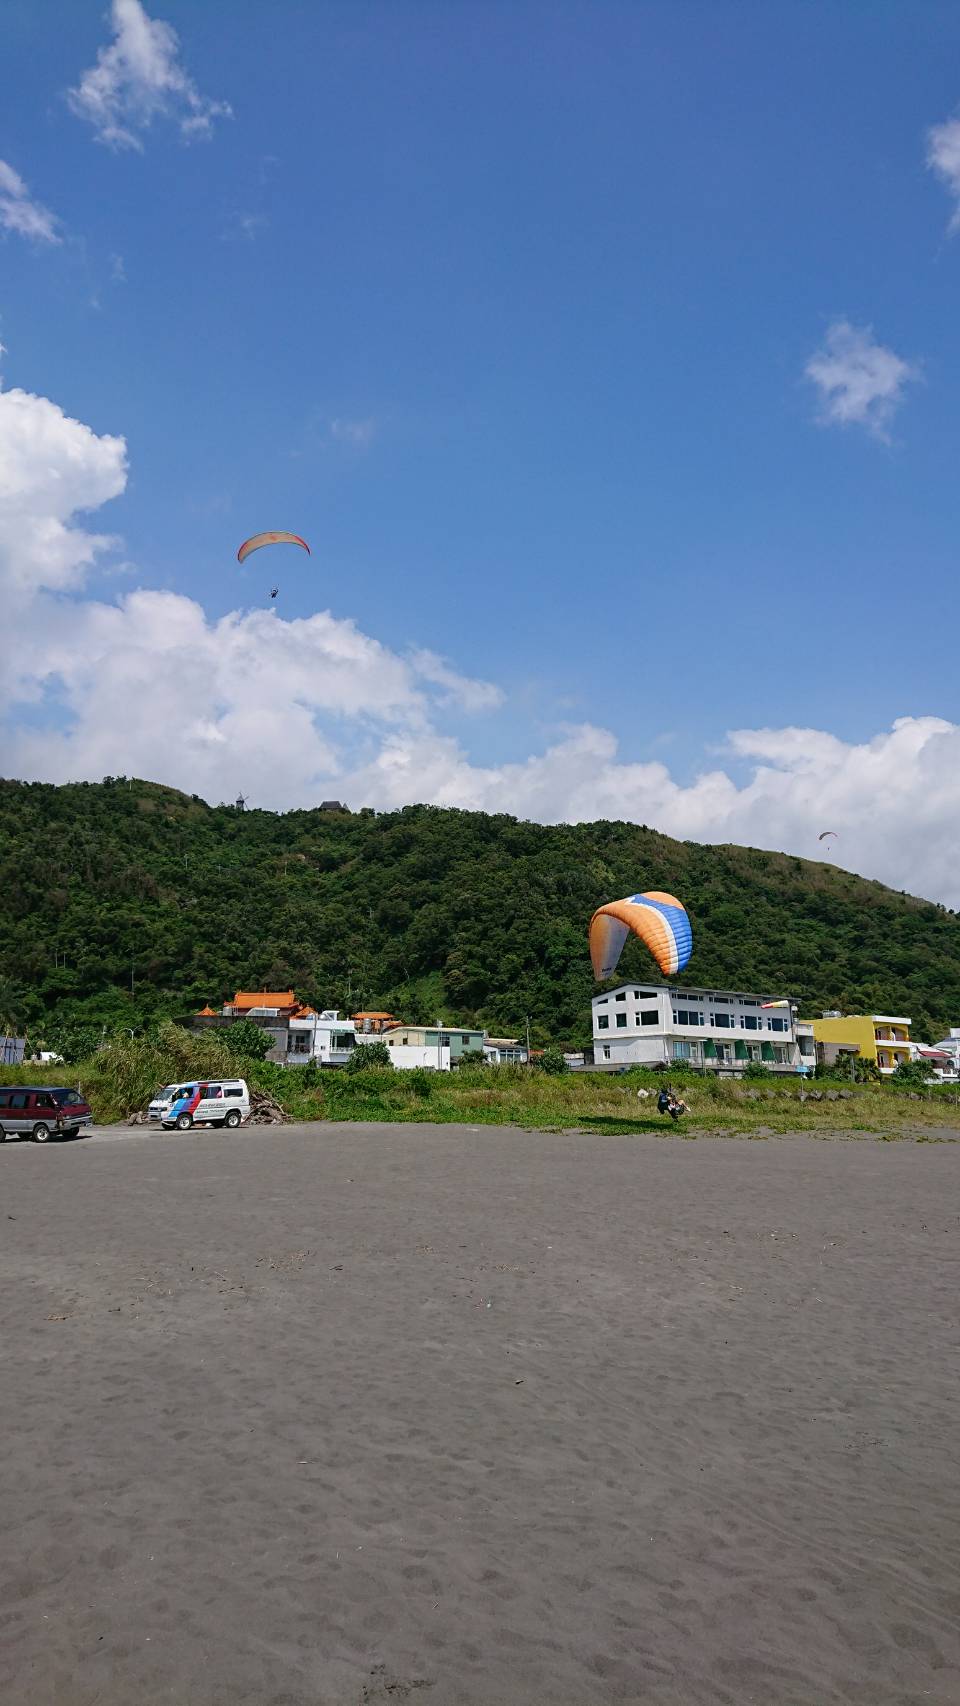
[32, 1123, 52, 1143]
[176, 1113, 193, 1131]
[224, 1109, 241, 1129]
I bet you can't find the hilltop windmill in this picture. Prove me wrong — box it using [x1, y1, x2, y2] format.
[235, 793, 248, 812]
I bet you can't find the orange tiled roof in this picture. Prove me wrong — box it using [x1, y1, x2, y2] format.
[230, 990, 298, 1011]
[195, 1004, 217, 1017]
[352, 1011, 398, 1020]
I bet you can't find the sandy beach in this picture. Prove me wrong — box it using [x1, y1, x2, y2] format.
[1, 1122, 958, 1705]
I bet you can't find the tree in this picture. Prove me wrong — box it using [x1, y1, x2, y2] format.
[892, 1057, 931, 1088]
[223, 1018, 272, 1062]
[538, 1047, 568, 1075]
[0, 975, 27, 1037]
[345, 1038, 392, 1071]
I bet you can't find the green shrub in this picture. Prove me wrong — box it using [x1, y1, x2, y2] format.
[405, 1067, 434, 1098]
[223, 1018, 272, 1061]
[345, 1038, 393, 1071]
[538, 1047, 568, 1075]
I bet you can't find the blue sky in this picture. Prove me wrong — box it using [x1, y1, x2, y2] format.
[4, 1, 960, 901]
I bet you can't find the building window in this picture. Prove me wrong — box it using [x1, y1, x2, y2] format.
[602, 1045, 611, 1060]
[672, 1041, 691, 1059]
[742, 1015, 759, 1031]
[767, 1017, 787, 1032]
[616, 1013, 627, 1028]
[641, 1010, 658, 1026]
[713, 1012, 732, 1028]
[615, 992, 627, 1002]
[597, 1015, 609, 1030]
[674, 1009, 704, 1027]
[633, 991, 657, 1000]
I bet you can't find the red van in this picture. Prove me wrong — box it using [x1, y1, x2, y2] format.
[0, 1087, 93, 1143]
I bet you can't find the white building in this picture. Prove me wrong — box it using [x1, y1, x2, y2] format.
[285, 1011, 452, 1070]
[285, 1010, 358, 1066]
[482, 1036, 529, 1065]
[915, 1030, 960, 1083]
[592, 983, 815, 1074]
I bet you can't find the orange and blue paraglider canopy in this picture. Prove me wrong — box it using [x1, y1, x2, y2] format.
[589, 891, 693, 980]
[237, 531, 310, 564]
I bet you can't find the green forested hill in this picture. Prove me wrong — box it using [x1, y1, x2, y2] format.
[2, 777, 958, 1045]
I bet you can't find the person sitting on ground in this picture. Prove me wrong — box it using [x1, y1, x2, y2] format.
[667, 1092, 688, 1120]
[657, 1086, 672, 1116]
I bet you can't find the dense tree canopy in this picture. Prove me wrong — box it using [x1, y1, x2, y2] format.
[2, 777, 958, 1046]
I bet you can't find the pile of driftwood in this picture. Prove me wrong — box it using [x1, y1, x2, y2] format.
[246, 1087, 289, 1125]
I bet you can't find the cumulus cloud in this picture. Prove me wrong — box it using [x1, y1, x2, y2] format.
[68, 0, 231, 150]
[407, 649, 503, 713]
[0, 385, 127, 596]
[0, 160, 61, 244]
[805, 320, 919, 442]
[926, 114, 960, 229]
[4, 378, 960, 907]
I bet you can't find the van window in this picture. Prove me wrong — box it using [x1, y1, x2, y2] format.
[223, 1087, 243, 1098]
[204, 1085, 223, 1098]
[51, 1089, 82, 1106]
[0, 1091, 9, 1107]
[9, 1092, 27, 1108]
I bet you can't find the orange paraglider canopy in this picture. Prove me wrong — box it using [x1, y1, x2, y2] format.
[237, 531, 310, 564]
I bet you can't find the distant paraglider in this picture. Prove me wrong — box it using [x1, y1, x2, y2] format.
[237, 531, 311, 602]
[589, 891, 693, 981]
[237, 531, 311, 564]
[818, 830, 839, 844]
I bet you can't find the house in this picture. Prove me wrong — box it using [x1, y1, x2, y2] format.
[592, 983, 814, 1074]
[381, 1023, 485, 1065]
[352, 1011, 401, 1035]
[482, 1036, 529, 1065]
[189, 990, 318, 1062]
[929, 1028, 960, 1080]
[285, 1010, 358, 1066]
[808, 1012, 912, 1076]
[911, 1045, 956, 1084]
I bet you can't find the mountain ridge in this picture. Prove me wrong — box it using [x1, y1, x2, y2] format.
[1, 776, 957, 1045]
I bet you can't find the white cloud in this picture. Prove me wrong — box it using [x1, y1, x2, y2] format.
[0, 385, 127, 596]
[329, 417, 376, 449]
[926, 114, 960, 229]
[408, 649, 503, 713]
[68, 0, 231, 150]
[4, 378, 960, 907]
[805, 320, 919, 442]
[0, 160, 61, 244]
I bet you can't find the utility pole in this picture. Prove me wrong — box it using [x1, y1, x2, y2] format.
[525, 1015, 531, 1062]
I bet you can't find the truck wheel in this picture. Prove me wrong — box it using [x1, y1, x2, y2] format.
[176, 1113, 193, 1131]
[224, 1109, 241, 1128]
[32, 1123, 51, 1143]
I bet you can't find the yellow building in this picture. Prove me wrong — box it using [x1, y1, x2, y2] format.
[809, 1013, 911, 1075]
